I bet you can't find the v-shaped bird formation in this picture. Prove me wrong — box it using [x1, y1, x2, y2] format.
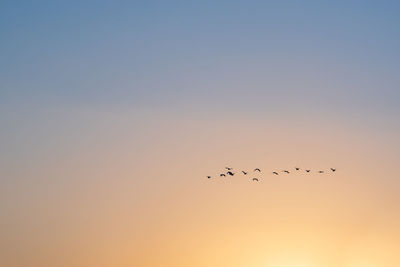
[206, 166, 337, 182]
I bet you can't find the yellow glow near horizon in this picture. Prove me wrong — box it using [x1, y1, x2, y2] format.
[2, 112, 400, 266]
[249, 255, 319, 267]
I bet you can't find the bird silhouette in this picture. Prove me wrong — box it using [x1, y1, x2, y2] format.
[205, 165, 334, 181]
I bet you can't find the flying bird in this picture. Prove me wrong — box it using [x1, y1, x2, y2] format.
[225, 167, 233, 170]
[295, 167, 300, 171]
[330, 168, 336, 172]
[272, 172, 279, 175]
[220, 174, 226, 177]
[306, 170, 311, 173]
[254, 168, 261, 172]
[252, 178, 259, 182]
[242, 171, 248, 175]
[227, 171, 235, 176]
[283, 170, 290, 174]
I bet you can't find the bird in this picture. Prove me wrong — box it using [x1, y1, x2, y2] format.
[272, 172, 279, 175]
[226, 167, 233, 170]
[220, 174, 226, 177]
[330, 168, 336, 172]
[242, 171, 248, 175]
[318, 170, 324, 173]
[207, 176, 211, 179]
[254, 168, 261, 172]
[252, 178, 259, 182]
[227, 171, 235, 176]
[295, 167, 300, 171]
[305, 170, 311, 173]
[283, 170, 290, 174]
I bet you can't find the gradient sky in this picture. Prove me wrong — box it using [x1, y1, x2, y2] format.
[1, 1, 400, 266]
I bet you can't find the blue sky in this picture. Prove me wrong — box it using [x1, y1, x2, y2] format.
[1, 1, 400, 116]
[2, 2, 400, 266]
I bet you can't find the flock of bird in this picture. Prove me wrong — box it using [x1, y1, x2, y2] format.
[206, 167, 336, 182]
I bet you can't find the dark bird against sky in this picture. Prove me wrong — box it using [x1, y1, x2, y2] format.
[206, 165, 337, 182]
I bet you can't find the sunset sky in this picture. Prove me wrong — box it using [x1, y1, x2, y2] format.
[1, 1, 400, 266]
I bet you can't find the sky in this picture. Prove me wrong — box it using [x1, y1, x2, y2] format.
[1, 1, 400, 266]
